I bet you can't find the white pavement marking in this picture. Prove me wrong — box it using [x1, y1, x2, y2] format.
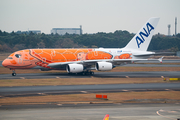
[81, 91, 87, 93]
[125, 76, 129, 78]
[122, 90, 129, 92]
[168, 111, 177, 113]
[156, 109, 176, 120]
[37, 93, 46, 95]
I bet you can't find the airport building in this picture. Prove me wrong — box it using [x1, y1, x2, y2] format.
[177, 51, 180, 57]
[51, 25, 82, 35]
[28, 30, 41, 34]
[16, 30, 41, 34]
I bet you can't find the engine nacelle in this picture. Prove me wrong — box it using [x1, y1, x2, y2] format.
[66, 64, 84, 73]
[95, 62, 113, 71]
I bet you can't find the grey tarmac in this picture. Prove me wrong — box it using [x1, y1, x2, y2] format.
[0, 71, 180, 79]
[0, 103, 180, 120]
[0, 82, 180, 97]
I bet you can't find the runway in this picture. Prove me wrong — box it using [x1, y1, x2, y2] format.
[0, 82, 180, 97]
[0, 71, 180, 79]
[0, 103, 180, 120]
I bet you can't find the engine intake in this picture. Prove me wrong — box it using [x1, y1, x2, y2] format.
[96, 62, 113, 71]
[66, 64, 84, 73]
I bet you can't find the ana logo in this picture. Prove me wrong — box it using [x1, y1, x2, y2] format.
[136, 22, 154, 48]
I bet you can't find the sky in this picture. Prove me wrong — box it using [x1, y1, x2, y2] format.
[0, 0, 180, 35]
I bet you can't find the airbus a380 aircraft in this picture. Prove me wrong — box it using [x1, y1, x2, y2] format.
[2, 18, 162, 76]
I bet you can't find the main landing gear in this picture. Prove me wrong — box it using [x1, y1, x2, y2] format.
[68, 71, 94, 75]
[77, 71, 94, 75]
[11, 69, 16, 76]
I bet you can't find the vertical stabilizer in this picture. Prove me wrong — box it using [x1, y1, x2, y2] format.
[124, 17, 159, 51]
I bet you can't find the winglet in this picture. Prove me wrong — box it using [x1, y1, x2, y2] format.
[103, 114, 109, 120]
[158, 56, 164, 63]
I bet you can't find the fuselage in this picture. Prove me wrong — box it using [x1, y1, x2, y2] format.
[2, 48, 153, 70]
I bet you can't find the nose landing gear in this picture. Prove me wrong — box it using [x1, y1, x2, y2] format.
[11, 69, 16, 76]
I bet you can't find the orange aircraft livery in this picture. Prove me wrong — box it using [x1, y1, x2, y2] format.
[2, 18, 162, 76]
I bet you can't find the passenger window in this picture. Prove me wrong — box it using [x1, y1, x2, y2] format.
[15, 54, 21, 58]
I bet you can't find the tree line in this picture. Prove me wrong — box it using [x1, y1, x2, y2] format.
[0, 30, 180, 53]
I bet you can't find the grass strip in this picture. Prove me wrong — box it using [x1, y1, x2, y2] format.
[0, 91, 180, 105]
[0, 77, 167, 87]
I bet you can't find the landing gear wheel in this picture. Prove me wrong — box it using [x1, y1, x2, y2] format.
[76, 71, 94, 75]
[12, 73, 16, 76]
[84, 72, 88, 75]
[84, 71, 94, 75]
[90, 71, 94, 75]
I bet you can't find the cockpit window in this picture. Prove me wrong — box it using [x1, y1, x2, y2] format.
[15, 54, 21, 58]
[7, 57, 13, 59]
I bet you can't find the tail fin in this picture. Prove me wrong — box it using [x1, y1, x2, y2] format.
[103, 114, 109, 120]
[124, 17, 160, 51]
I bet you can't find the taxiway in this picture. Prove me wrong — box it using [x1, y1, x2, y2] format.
[0, 103, 180, 120]
[0, 82, 180, 97]
[0, 71, 180, 79]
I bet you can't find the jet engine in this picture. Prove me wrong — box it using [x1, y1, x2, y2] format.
[66, 64, 84, 73]
[95, 62, 113, 71]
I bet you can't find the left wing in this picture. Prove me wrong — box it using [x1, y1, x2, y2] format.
[48, 58, 163, 68]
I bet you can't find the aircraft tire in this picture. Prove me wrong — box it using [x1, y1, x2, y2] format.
[12, 73, 16, 76]
[90, 71, 94, 75]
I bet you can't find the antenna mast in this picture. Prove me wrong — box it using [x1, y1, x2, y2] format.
[175, 17, 177, 36]
[168, 24, 171, 36]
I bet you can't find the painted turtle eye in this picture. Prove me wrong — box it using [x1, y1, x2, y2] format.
[15, 54, 21, 58]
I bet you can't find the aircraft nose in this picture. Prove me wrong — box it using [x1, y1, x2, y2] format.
[2, 59, 8, 67]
